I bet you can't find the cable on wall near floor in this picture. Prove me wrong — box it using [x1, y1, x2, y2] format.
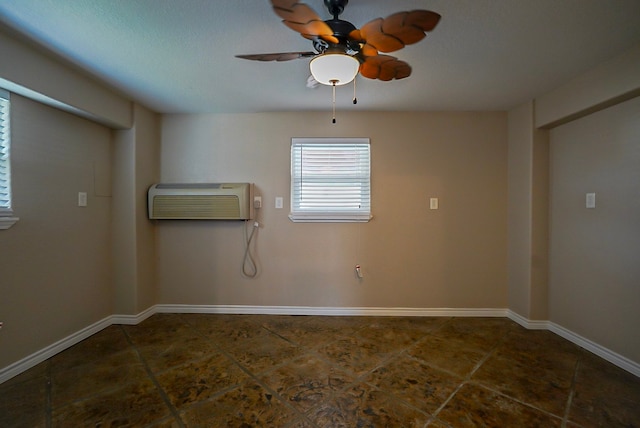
[242, 220, 260, 278]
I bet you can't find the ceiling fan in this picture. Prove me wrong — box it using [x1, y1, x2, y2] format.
[236, 0, 441, 85]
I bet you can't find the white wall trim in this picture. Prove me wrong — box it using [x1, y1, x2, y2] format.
[155, 304, 509, 318]
[507, 310, 640, 377]
[0, 316, 113, 384]
[110, 305, 157, 325]
[548, 321, 640, 378]
[506, 310, 550, 330]
[2, 305, 638, 384]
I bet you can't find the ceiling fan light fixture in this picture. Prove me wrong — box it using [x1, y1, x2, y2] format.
[310, 53, 360, 86]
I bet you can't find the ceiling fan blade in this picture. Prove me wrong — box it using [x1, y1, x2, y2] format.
[271, 0, 339, 44]
[352, 10, 441, 54]
[359, 55, 412, 81]
[236, 52, 317, 62]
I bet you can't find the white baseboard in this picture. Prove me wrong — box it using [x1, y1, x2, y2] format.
[110, 305, 157, 325]
[155, 304, 509, 318]
[548, 322, 640, 377]
[506, 309, 640, 377]
[2, 305, 638, 384]
[506, 310, 550, 330]
[0, 316, 113, 384]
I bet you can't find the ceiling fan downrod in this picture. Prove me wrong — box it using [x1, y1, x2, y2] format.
[322, 0, 357, 49]
[324, 0, 348, 20]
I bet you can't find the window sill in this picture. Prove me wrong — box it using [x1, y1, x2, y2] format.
[289, 213, 372, 223]
[0, 216, 19, 230]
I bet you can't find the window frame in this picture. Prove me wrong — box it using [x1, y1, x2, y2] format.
[0, 88, 18, 230]
[289, 137, 372, 223]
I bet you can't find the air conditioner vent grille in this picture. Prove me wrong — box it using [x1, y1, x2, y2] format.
[147, 182, 253, 220]
[152, 195, 241, 219]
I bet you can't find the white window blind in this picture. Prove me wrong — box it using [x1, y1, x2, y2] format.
[290, 137, 371, 222]
[0, 89, 11, 215]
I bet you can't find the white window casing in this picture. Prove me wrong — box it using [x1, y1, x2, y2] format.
[290, 137, 371, 223]
[0, 88, 18, 229]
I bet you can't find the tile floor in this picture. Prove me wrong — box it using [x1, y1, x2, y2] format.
[1, 314, 640, 427]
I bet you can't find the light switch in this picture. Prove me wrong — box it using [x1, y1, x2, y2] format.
[78, 192, 87, 207]
[586, 193, 596, 209]
[275, 197, 283, 209]
[430, 198, 439, 210]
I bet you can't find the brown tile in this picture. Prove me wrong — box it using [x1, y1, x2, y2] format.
[364, 316, 450, 333]
[0, 375, 47, 428]
[365, 353, 462, 415]
[179, 378, 300, 427]
[183, 313, 259, 332]
[6, 314, 638, 428]
[315, 335, 393, 377]
[409, 334, 487, 378]
[472, 332, 578, 417]
[136, 333, 218, 373]
[124, 313, 195, 346]
[225, 331, 305, 374]
[259, 353, 355, 412]
[0, 361, 48, 387]
[426, 417, 453, 427]
[431, 317, 516, 353]
[155, 351, 249, 409]
[355, 323, 430, 351]
[51, 378, 171, 427]
[301, 316, 371, 337]
[283, 417, 318, 428]
[258, 314, 312, 333]
[500, 327, 582, 363]
[145, 416, 183, 427]
[122, 314, 193, 346]
[307, 381, 430, 427]
[259, 316, 347, 349]
[51, 348, 147, 407]
[50, 325, 129, 372]
[187, 313, 273, 349]
[568, 351, 640, 427]
[437, 383, 563, 427]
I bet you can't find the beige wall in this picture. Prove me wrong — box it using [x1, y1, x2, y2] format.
[158, 111, 508, 309]
[112, 104, 160, 314]
[549, 96, 640, 363]
[0, 28, 131, 129]
[0, 95, 113, 369]
[0, 27, 160, 378]
[507, 102, 550, 320]
[133, 105, 161, 312]
[535, 44, 640, 128]
[507, 103, 534, 316]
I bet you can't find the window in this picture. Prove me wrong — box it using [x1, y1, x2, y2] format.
[290, 137, 371, 222]
[0, 88, 17, 229]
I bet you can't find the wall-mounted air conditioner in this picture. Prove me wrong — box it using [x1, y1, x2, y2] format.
[148, 183, 254, 220]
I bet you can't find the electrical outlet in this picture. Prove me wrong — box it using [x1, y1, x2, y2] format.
[253, 196, 262, 209]
[275, 197, 283, 209]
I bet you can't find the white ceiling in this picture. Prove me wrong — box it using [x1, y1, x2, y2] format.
[1, 0, 639, 114]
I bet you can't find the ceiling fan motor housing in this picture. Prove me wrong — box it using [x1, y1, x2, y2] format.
[326, 18, 356, 40]
[314, 18, 359, 55]
[323, 0, 359, 55]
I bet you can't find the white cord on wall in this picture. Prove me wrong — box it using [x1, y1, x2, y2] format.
[242, 220, 260, 278]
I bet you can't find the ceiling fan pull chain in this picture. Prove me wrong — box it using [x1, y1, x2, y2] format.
[353, 78, 357, 105]
[331, 79, 338, 123]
